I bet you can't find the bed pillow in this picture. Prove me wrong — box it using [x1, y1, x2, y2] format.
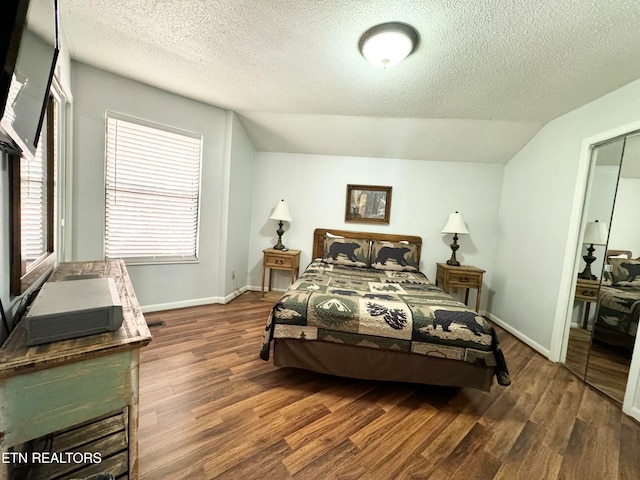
[608, 258, 640, 287]
[323, 237, 370, 267]
[369, 240, 419, 272]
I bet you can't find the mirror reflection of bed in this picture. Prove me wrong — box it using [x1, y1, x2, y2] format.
[586, 250, 640, 400]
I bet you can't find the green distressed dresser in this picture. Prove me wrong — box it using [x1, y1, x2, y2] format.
[0, 260, 152, 480]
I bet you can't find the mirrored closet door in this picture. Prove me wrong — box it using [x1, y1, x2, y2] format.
[564, 131, 640, 403]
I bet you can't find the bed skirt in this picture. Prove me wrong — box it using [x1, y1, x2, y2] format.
[273, 338, 495, 392]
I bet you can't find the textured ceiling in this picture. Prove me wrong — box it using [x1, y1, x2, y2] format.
[34, 0, 640, 163]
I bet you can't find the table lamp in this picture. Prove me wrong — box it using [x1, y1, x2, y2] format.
[578, 220, 608, 280]
[269, 199, 293, 250]
[441, 211, 470, 266]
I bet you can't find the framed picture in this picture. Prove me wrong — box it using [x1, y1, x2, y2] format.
[345, 184, 392, 224]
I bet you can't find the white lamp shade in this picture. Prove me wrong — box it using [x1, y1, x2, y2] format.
[269, 199, 292, 222]
[359, 22, 419, 68]
[583, 220, 607, 245]
[441, 211, 470, 235]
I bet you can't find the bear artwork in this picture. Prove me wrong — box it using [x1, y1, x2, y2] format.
[621, 262, 640, 281]
[375, 246, 410, 266]
[327, 242, 361, 262]
[432, 309, 484, 336]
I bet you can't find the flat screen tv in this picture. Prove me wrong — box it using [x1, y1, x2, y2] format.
[0, 0, 59, 157]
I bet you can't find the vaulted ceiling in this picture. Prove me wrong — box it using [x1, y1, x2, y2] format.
[36, 0, 640, 163]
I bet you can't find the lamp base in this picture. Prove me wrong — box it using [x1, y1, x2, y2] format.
[273, 221, 286, 250]
[577, 244, 597, 280]
[577, 269, 597, 281]
[446, 233, 461, 267]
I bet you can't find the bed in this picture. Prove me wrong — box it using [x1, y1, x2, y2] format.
[259, 228, 509, 391]
[594, 250, 640, 352]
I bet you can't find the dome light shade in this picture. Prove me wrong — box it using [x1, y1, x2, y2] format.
[359, 22, 419, 68]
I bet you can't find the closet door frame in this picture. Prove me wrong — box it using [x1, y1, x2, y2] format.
[551, 118, 640, 421]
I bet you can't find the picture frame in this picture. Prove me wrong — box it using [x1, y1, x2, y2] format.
[345, 184, 392, 224]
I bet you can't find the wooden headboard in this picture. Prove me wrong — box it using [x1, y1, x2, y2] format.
[312, 228, 423, 262]
[606, 250, 633, 261]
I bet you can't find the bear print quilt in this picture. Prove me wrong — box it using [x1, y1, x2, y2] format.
[596, 285, 640, 336]
[260, 260, 498, 368]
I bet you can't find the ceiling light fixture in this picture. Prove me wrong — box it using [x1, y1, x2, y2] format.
[358, 22, 419, 68]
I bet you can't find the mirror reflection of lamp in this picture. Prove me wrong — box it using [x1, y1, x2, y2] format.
[578, 220, 608, 280]
[441, 211, 470, 266]
[269, 199, 293, 250]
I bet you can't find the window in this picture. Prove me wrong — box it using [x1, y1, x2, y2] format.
[20, 128, 50, 261]
[9, 95, 56, 296]
[104, 112, 203, 264]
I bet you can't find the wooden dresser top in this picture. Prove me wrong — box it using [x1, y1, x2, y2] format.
[0, 260, 152, 378]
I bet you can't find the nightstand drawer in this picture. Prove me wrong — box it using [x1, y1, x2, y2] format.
[575, 284, 600, 301]
[446, 271, 482, 287]
[264, 254, 295, 268]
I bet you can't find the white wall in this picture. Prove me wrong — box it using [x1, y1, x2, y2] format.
[609, 177, 640, 255]
[55, 22, 73, 101]
[247, 152, 504, 309]
[221, 112, 255, 300]
[490, 78, 640, 356]
[71, 62, 228, 309]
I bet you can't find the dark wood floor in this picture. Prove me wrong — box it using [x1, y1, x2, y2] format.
[138, 292, 640, 480]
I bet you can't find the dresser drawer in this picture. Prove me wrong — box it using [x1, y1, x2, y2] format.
[446, 271, 482, 287]
[264, 253, 295, 268]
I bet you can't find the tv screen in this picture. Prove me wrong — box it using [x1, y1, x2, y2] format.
[0, 0, 59, 157]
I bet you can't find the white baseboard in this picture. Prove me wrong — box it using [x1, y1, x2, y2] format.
[142, 286, 249, 313]
[222, 286, 248, 304]
[624, 405, 640, 424]
[483, 311, 551, 359]
[142, 297, 223, 313]
[247, 285, 287, 294]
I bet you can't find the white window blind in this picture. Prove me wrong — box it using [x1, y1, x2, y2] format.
[105, 112, 202, 264]
[21, 136, 47, 263]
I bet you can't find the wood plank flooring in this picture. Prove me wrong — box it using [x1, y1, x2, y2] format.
[138, 292, 640, 480]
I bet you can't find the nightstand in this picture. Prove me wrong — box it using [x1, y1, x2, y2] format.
[575, 278, 601, 329]
[436, 263, 485, 312]
[261, 248, 301, 297]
